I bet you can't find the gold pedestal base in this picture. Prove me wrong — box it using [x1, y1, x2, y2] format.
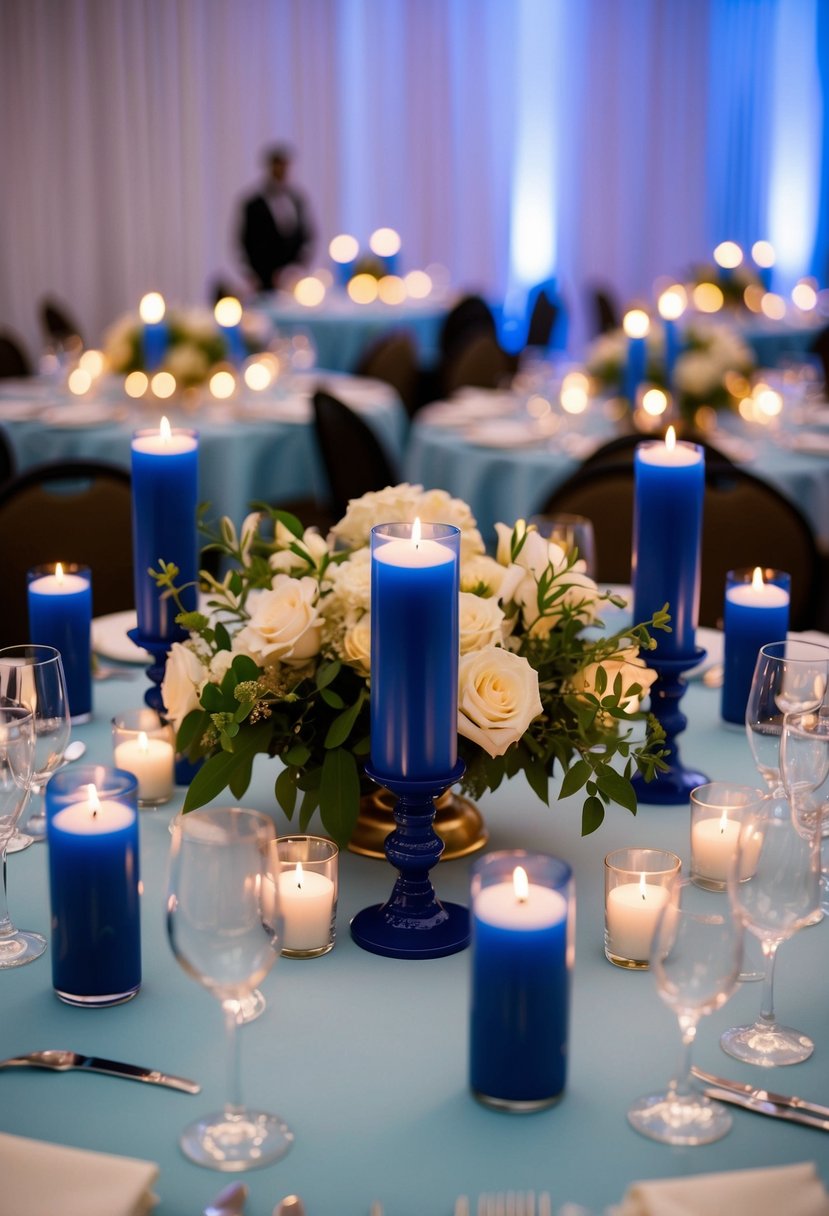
[349, 787, 488, 861]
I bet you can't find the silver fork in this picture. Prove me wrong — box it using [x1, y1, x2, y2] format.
[455, 1192, 552, 1216]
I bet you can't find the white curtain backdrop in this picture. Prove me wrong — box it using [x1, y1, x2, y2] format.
[0, 0, 824, 361]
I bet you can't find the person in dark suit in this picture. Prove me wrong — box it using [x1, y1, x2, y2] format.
[239, 144, 314, 291]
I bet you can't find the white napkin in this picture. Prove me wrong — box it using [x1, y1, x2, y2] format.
[611, 1162, 829, 1216]
[0, 1131, 159, 1216]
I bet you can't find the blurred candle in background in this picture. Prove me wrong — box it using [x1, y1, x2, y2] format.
[369, 227, 401, 277]
[657, 285, 686, 392]
[751, 240, 775, 291]
[329, 234, 360, 288]
[138, 292, 167, 372]
[623, 308, 650, 405]
[214, 296, 246, 365]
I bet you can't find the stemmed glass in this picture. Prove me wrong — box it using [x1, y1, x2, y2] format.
[745, 639, 829, 793]
[0, 645, 71, 847]
[627, 878, 742, 1145]
[780, 705, 829, 915]
[528, 513, 597, 578]
[0, 700, 46, 966]
[167, 807, 293, 1171]
[721, 793, 820, 1066]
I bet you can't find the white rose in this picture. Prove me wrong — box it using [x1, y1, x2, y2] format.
[417, 488, 485, 557]
[460, 554, 511, 598]
[234, 574, 321, 664]
[673, 350, 722, 398]
[325, 548, 371, 611]
[569, 646, 657, 714]
[270, 525, 330, 574]
[332, 483, 424, 548]
[163, 342, 209, 385]
[161, 642, 205, 731]
[459, 592, 507, 654]
[342, 614, 371, 676]
[458, 647, 543, 757]
[205, 648, 235, 685]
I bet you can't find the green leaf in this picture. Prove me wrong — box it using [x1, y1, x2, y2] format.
[524, 757, 549, 805]
[319, 747, 361, 846]
[595, 767, 638, 816]
[214, 622, 232, 652]
[559, 759, 592, 801]
[201, 682, 226, 712]
[283, 743, 311, 767]
[581, 796, 605, 835]
[182, 724, 270, 812]
[275, 768, 297, 819]
[231, 653, 260, 683]
[299, 787, 320, 832]
[320, 688, 345, 710]
[177, 709, 207, 754]
[316, 660, 342, 690]
[228, 755, 253, 799]
[324, 689, 366, 749]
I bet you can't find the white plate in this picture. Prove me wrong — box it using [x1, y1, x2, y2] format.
[91, 611, 151, 664]
[40, 403, 129, 428]
[466, 419, 542, 448]
[0, 399, 46, 421]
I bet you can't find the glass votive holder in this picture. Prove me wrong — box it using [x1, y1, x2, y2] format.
[721, 567, 791, 725]
[45, 765, 141, 1007]
[690, 781, 766, 891]
[112, 709, 175, 807]
[469, 850, 574, 1112]
[277, 835, 339, 958]
[604, 847, 681, 969]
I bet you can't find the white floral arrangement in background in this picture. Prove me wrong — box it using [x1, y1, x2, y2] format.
[103, 307, 270, 387]
[154, 484, 666, 845]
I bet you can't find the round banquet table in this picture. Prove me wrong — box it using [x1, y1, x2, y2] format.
[250, 289, 450, 372]
[0, 372, 407, 526]
[1, 651, 828, 1215]
[405, 390, 829, 552]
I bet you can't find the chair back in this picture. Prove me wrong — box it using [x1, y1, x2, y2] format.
[354, 331, 419, 417]
[810, 324, 829, 397]
[39, 297, 83, 349]
[0, 461, 134, 647]
[0, 332, 32, 378]
[0, 427, 16, 488]
[590, 286, 620, 336]
[525, 285, 559, 349]
[312, 390, 399, 518]
[442, 332, 512, 397]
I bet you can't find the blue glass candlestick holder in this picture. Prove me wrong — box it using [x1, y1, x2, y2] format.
[632, 646, 709, 805]
[350, 760, 470, 959]
[127, 626, 200, 786]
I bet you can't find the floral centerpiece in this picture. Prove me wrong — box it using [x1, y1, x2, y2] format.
[103, 307, 270, 387]
[155, 484, 667, 847]
[690, 260, 763, 309]
[585, 318, 755, 424]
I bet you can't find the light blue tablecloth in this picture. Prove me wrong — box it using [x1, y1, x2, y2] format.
[252, 291, 449, 372]
[2, 667, 828, 1215]
[0, 374, 408, 527]
[741, 316, 824, 370]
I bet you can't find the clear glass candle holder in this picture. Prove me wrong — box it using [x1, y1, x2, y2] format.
[604, 847, 681, 969]
[112, 708, 175, 807]
[277, 835, 338, 958]
[690, 782, 766, 891]
[469, 850, 574, 1112]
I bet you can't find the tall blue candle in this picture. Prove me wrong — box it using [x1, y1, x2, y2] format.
[27, 563, 92, 722]
[663, 318, 680, 391]
[130, 421, 198, 640]
[470, 851, 573, 1110]
[632, 431, 705, 659]
[721, 568, 790, 724]
[370, 520, 459, 781]
[139, 292, 168, 372]
[214, 297, 247, 366]
[623, 310, 650, 404]
[46, 769, 141, 1006]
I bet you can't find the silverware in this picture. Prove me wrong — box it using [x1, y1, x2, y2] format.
[457, 1192, 551, 1216]
[701, 1083, 829, 1131]
[274, 1197, 305, 1216]
[205, 1182, 248, 1216]
[691, 1066, 829, 1120]
[0, 1049, 200, 1093]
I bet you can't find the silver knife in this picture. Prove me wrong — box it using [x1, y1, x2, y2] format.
[692, 1065, 829, 1120]
[702, 1084, 829, 1132]
[0, 1049, 200, 1093]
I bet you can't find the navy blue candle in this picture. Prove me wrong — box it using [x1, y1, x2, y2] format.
[623, 310, 650, 404]
[721, 568, 790, 724]
[632, 431, 704, 658]
[139, 292, 168, 372]
[370, 520, 459, 781]
[27, 563, 92, 722]
[470, 852, 573, 1110]
[130, 421, 198, 640]
[46, 770, 141, 1006]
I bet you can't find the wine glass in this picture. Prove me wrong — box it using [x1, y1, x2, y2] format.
[167, 807, 293, 1170]
[780, 705, 829, 916]
[0, 645, 71, 845]
[528, 513, 597, 578]
[745, 639, 829, 792]
[0, 700, 46, 966]
[627, 878, 742, 1145]
[720, 792, 820, 1066]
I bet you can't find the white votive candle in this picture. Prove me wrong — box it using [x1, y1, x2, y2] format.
[606, 875, 670, 963]
[278, 863, 335, 952]
[114, 731, 174, 805]
[691, 812, 742, 884]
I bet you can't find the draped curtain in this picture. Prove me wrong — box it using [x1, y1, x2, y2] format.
[0, 0, 825, 360]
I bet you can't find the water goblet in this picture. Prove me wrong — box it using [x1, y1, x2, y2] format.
[528, 513, 597, 578]
[745, 639, 829, 792]
[780, 705, 829, 916]
[720, 792, 820, 1066]
[167, 806, 293, 1170]
[0, 700, 46, 966]
[0, 645, 71, 845]
[627, 878, 742, 1145]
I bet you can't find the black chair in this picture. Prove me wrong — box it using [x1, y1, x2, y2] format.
[438, 294, 498, 366]
[39, 297, 83, 350]
[589, 286, 620, 335]
[0, 332, 33, 378]
[525, 288, 559, 349]
[441, 331, 513, 397]
[809, 324, 829, 397]
[577, 432, 737, 474]
[0, 460, 134, 647]
[535, 457, 820, 630]
[0, 427, 16, 488]
[312, 390, 399, 518]
[354, 331, 420, 417]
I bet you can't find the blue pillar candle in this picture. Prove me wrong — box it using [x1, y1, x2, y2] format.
[130, 420, 198, 641]
[46, 766, 141, 1007]
[370, 520, 459, 782]
[632, 429, 705, 659]
[214, 297, 247, 366]
[663, 318, 680, 391]
[622, 309, 650, 404]
[27, 563, 92, 723]
[138, 292, 168, 372]
[469, 851, 573, 1111]
[721, 567, 791, 725]
[329, 234, 360, 288]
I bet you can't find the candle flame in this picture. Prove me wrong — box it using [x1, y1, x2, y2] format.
[639, 872, 648, 900]
[138, 731, 149, 754]
[294, 861, 303, 891]
[751, 566, 764, 592]
[412, 516, 422, 548]
[513, 865, 529, 903]
[159, 415, 172, 443]
[665, 425, 677, 451]
[87, 783, 100, 818]
[719, 808, 729, 835]
[55, 562, 64, 584]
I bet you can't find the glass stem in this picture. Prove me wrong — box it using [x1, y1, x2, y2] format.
[222, 1000, 244, 1120]
[0, 848, 13, 937]
[668, 1015, 697, 1099]
[758, 939, 780, 1026]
